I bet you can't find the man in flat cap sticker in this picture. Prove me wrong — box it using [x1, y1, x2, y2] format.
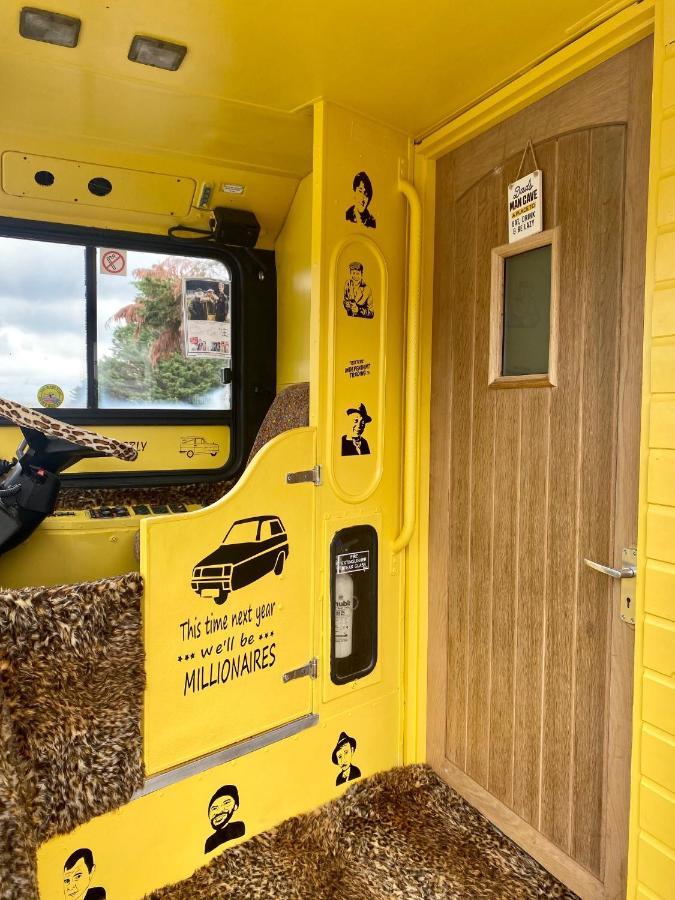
[341, 403, 372, 456]
[343, 262, 374, 318]
[332, 731, 361, 786]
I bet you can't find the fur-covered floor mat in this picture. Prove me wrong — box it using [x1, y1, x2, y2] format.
[0, 573, 145, 900]
[147, 765, 578, 899]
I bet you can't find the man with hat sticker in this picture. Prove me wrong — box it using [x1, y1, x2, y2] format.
[343, 261, 374, 318]
[332, 731, 361, 786]
[341, 403, 372, 456]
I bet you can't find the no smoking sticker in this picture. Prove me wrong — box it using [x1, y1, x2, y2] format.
[100, 248, 127, 276]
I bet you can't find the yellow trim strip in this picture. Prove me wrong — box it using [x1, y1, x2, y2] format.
[393, 177, 422, 553]
[416, 0, 655, 160]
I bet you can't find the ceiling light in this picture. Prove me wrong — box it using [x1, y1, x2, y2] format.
[128, 35, 187, 71]
[19, 7, 81, 47]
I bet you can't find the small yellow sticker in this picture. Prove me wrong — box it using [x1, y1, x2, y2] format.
[37, 384, 64, 409]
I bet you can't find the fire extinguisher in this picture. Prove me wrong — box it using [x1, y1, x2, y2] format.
[335, 572, 359, 658]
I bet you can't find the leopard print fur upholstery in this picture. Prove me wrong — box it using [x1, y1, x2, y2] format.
[0, 396, 138, 461]
[0, 573, 145, 900]
[147, 764, 578, 900]
[247, 382, 309, 464]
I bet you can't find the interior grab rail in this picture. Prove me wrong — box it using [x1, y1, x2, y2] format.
[393, 176, 422, 553]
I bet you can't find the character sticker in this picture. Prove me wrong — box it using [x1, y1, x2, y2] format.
[341, 403, 372, 456]
[332, 731, 362, 786]
[37, 383, 64, 409]
[191, 516, 289, 606]
[204, 784, 246, 853]
[62, 848, 106, 900]
[343, 262, 374, 318]
[182, 277, 231, 359]
[345, 171, 376, 229]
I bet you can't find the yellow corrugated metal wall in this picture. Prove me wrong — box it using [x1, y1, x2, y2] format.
[629, 1, 675, 896]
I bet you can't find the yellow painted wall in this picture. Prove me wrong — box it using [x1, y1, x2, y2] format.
[628, 1, 675, 896]
[36, 100, 411, 898]
[275, 173, 312, 390]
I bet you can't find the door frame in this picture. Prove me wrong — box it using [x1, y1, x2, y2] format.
[405, 1, 656, 897]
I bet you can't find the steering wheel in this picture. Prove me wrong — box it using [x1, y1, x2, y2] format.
[0, 397, 138, 556]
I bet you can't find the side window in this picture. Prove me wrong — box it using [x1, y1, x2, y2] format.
[0, 238, 88, 408]
[97, 250, 232, 411]
[259, 520, 273, 540]
[0, 235, 233, 414]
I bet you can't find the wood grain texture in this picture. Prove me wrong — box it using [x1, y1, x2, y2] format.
[512, 137, 558, 828]
[570, 125, 624, 876]
[427, 40, 650, 897]
[539, 128, 590, 855]
[444, 187, 476, 768]
[464, 174, 499, 787]
[426, 155, 454, 771]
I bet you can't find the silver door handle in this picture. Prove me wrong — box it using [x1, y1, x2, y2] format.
[584, 558, 636, 579]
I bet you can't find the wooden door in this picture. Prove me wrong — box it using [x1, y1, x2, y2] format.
[427, 40, 651, 900]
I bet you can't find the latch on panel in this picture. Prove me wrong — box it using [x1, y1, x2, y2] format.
[583, 546, 637, 626]
[282, 658, 318, 683]
[286, 465, 321, 486]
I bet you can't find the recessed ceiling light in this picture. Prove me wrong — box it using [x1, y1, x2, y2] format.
[128, 35, 187, 71]
[19, 7, 81, 47]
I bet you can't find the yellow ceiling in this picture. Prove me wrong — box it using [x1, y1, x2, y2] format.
[1, 0, 633, 150]
[0, 0, 634, 239]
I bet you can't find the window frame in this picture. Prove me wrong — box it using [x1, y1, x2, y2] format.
[0, 215, 277, 487]
[488, 226, 559, 389]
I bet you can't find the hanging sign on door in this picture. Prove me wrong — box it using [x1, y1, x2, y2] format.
[508, 169, 542, 243]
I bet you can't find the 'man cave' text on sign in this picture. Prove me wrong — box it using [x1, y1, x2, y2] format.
[507, 169, 543, 243]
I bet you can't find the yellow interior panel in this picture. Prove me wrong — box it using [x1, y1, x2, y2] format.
[0, 424, 230, 474]
[37, 693, 400, 899]
[1, 151, 196, 215]
[0, 515, 140, 589]
[275, 174, 312, 390]
[142, 428, 316, 775]
[2, 1, 675, 898]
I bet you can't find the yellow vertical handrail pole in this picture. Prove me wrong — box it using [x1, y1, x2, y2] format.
[393, 176, 422, 553]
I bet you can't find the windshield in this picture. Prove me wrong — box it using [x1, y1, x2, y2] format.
[223, 520, 260, 544]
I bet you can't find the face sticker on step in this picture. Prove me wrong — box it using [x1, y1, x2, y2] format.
[341, 403, 372, 456]
[62, 848, 106, 900]
[205, 784, 246, 853]
[332, 731, 362, 786]
[191, 515, 289, 606]
[346, 171, 377, 229]
[343, 262, 375, 318]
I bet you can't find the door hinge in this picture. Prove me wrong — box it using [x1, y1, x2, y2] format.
[282, 658, 318, 683]
[286, 465, 321, 486]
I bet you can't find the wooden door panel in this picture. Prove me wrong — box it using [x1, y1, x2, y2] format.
[428, 40, 651, 898]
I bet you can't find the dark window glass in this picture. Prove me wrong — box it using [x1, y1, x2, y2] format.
[330, 525, 378, 685]
[502, 244, 551, 376]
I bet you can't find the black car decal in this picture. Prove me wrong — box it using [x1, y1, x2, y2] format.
[191, 515, 289, 606]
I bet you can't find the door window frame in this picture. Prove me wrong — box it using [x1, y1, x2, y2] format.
[488, 226, 559, 389]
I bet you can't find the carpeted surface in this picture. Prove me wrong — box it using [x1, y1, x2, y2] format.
[57, 479, 233, 511]
[147, 764, 578, 900]
[0, 573, 145, 900]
